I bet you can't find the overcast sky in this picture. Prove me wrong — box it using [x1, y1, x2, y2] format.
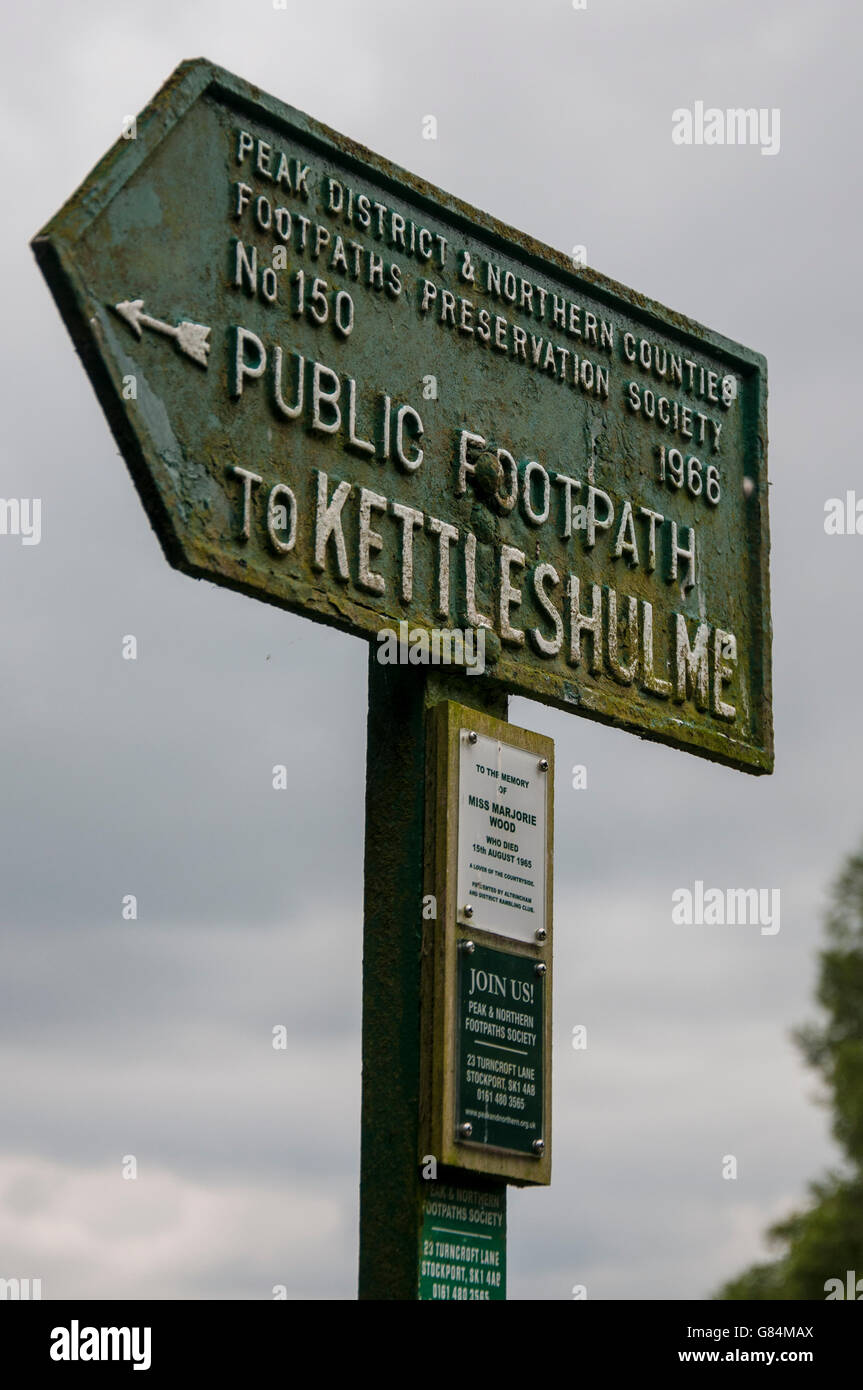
[1, 0, 861, 1299]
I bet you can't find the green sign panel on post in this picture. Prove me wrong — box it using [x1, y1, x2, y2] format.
[457, 943, 544, 1155]
[419, 1181, 506, 1301]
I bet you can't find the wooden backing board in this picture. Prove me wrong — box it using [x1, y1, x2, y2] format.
[420, 700, 554, 1185]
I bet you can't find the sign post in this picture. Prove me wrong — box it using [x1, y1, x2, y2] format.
[31, 56, 772, 1300]
[360, 660, 509, 1299]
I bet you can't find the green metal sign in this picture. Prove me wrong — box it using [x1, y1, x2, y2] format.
[32, 58, 771, 772]
[419, 1180, 506, 1301]
[456, 942, 544, 1156]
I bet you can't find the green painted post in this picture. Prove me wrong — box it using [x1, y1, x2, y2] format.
[358, 651, 508, 1299]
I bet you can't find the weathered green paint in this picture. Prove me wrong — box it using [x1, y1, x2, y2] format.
[360, 655, 507, 1298]
[32, 58, 772, 774]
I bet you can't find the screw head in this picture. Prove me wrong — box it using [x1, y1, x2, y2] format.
[532, 1138, 545, 1157]
[467, 730, 478, 744]
[538, 757, 549, 772]
[463, 904, 474, 918]
[458, 1122, 473, 1140]
[535, 962, 547, 977]
[535, 927, 547, 942]
[459, 938, 475, 954]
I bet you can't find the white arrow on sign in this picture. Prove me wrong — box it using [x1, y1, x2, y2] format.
[114, 298, 211, 367]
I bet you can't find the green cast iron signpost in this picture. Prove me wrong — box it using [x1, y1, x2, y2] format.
[32, 58, 773, 1300]
[32, 57, 772, 775]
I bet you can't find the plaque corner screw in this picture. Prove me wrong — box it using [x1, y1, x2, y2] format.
[538, 757, 549, 772]
[459, 938, 475, 954]
[532, 1138, 545, 1157]
[535, 962, 547, 977]
[535, 927, 547, 943]
[463, 903, 474, 918]
[467, 730, 478, 744]
[458, 1122, 473, 1140]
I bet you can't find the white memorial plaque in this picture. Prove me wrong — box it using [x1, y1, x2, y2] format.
[456, 729, 547, 943]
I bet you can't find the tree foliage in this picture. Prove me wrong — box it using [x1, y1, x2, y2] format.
[716, 849, 863, 1299]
